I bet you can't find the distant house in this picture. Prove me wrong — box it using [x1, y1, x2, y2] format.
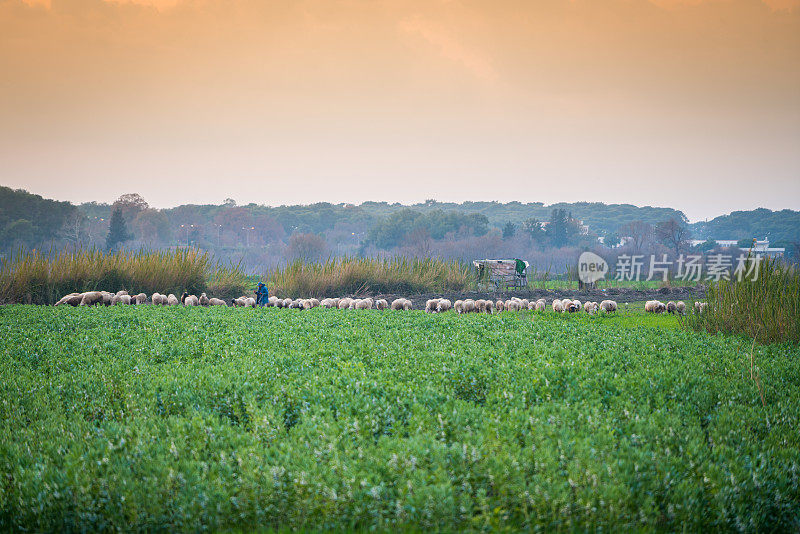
[690, 238, 785, 257]
[541, 219, 590, 235]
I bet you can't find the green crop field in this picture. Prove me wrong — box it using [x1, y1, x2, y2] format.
[1, 305, 798, 532]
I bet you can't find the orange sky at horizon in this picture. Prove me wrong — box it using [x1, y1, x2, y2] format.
[2, 0, 799, 221]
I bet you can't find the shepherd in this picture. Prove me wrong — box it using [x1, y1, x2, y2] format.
[254, 281, 269, 307]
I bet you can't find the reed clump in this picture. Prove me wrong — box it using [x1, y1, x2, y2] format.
[687, 255, 799, 344]
[0, 247, 248, 304]
[268, 256, 472, 297]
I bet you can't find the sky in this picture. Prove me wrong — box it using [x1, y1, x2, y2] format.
[1, 0, 798, 222]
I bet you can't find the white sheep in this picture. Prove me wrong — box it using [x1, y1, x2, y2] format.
[390, 298, 405, 310]
[209, 297, 227, 306]
[666, 301, 677, 314]
[55, 293, 83, 306]
[676, 301, 686, 315]
[484, 300, 495, 314]
[534, 299, 546, 312]
[355, 299, 370, 310]
[475, 299, 486, 313]
[454, 300, 464, 313]
[339, 298, 353, 310]
[599, 300, 617, 313]
[505, 300, 521, 311]
[437, 299, 452, 312]
[463, 299, 476, 313]
[425, 299, 439, 313]
[131, 293, 147, 305]
[375, 299, 388, 310]
[182, 293, 199, 306]
[167, 294, 180, 306]
[112, 294, 132, 305]
[403, 299, 413, 311]
[495, 300, 504, 312]
[552, 300, 564, 313]
[199, 293, 210, 306]
[78, 291, 104, 306]
[520, 299, 530, 310]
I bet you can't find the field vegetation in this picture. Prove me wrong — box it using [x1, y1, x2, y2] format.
[1, 304, 797, 531]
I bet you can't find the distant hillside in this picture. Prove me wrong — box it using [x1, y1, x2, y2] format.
[0, 186, 76, 250]
[353, 201, 686, 236]
[690, 208, 800, 245]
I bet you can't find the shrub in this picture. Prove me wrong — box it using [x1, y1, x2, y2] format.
[687, 256, 800, 344]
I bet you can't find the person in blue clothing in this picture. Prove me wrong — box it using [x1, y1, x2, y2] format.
[254, 282, 269, 307]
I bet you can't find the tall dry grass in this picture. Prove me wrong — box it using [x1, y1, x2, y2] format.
[687, 255, 799, 344]
[0, 247, 248, 304]
[267, 256, 472, 297]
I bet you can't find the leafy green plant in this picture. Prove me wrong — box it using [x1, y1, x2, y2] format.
[0, 304, 798, 531]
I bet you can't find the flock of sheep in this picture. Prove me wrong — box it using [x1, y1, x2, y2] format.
[424, 297, 620, 314]
[54, 290, 706, 316]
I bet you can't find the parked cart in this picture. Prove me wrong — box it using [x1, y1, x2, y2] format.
[472, 258, 529, 290]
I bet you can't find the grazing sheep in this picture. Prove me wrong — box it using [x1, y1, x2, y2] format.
[676, 301, 686, 315]
[437, 299, 452, 312]
[375, 299, 388, 310]
[463, 299, 476, 313]
[454, 300, 464, 313]
[115, 290, 128, 297]
[131, 293, 147, 305]
[281, 298, 291, 308]
[475, 299, 486, 313]
[55, 293, 83, 306]
[552, 300, 564, 313]
[320, 298, 335, 308]
[111, 294, 131, 305]
[425, 299, 439, 313]
[694, 301, 708, 314]
[584, 301, 599, 314]
[534, 300, 546, 312]
[302, 299, 314, 310]
[199, 293, 210, 306]
[506, 300, 521, 312]
[655, 301, 666, 313]
[182, 293, 199, 306]
[79, 291, 104, 306]
[209, 297, 227, 306]
[151, 292, 163, 305]
[267, 296, 280, 307]
[354, 299, 369, 310]
[339, 298, 353, 310]
[520, 299, 530, 310]
[403, 299, 413, 311]
[167, 294, 180, 306]
[495, 300, 504, 312]
[484, 300, 495, 314]
[599, 300, 617, 313]
[644, 300, 655, 313]
[666, 301, 677, 314]
[390, 298, 405, 310]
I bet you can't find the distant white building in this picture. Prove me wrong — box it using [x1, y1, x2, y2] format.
[691, 237, 785, 257]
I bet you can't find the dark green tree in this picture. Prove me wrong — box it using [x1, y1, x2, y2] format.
[546, 209, 569, 247]
[106, 207, 132, 251]
[502, 221, 517, 239]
